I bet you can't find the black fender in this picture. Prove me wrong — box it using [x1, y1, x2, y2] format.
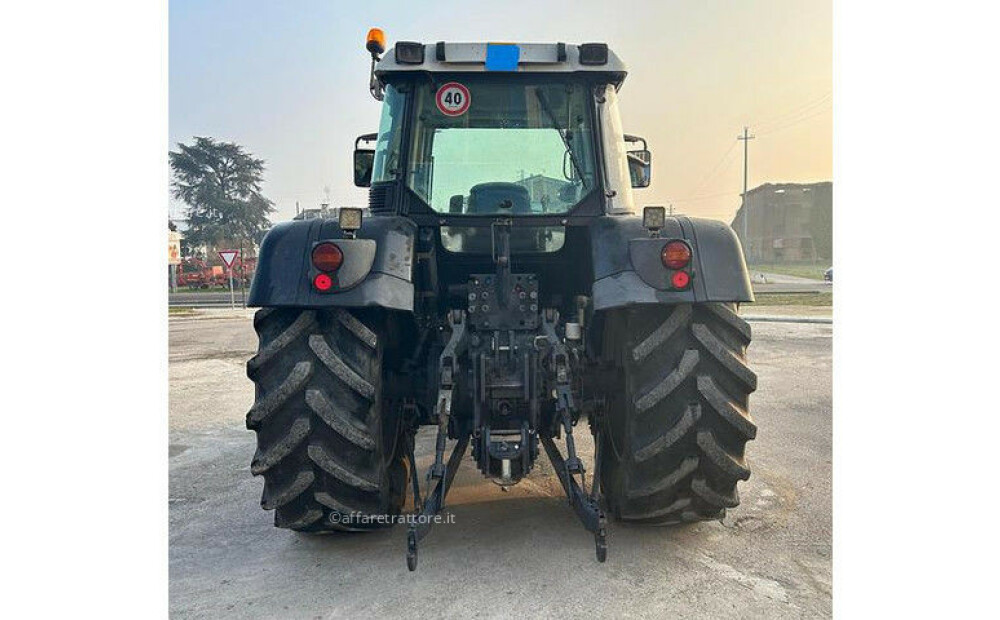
[589, 215, 752, 311]
[248, 215, 416, 310]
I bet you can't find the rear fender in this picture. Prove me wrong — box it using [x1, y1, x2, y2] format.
[590, 215, 752, 311]
[248, 216, 416, 310]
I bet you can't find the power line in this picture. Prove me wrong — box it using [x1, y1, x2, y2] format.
[756, 104, 831, 137]
[672, 190, 739, 203]
[755, 91, 832, 133]
[759, 101, 831, 134]
[687, 140, 740, 200]
[663, 138, 741, 208]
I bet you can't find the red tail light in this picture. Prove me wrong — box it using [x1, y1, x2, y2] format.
[312, 242, 343, 272]
[671, 270, 691, 290]
[313, 273, 333, 291]
[661, 240, 692, 270]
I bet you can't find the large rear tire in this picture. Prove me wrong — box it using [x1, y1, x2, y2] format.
[246, 307, 406, 532]
[598, 303, 757, 524]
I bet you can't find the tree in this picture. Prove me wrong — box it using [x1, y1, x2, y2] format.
[169, 137, 275, 252]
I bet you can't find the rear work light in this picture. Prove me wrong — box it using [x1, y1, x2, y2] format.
[312, 242, 344, 272]
[661, 240, 692, 270]
[643, 205, 666, 233]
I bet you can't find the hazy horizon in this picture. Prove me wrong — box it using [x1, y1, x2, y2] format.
[169, 0, 831, 224]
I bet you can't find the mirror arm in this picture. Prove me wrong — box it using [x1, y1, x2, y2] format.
[355, 133, 378, 149]
[623, 134, 647, 151]
[369, 56, 384, 101]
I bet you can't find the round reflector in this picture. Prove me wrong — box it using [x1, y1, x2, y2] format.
[313, 273, 333, 291]
[312, 243, 343, 272]
[671, 270, 691, 290]
[661, 240, 692, 270]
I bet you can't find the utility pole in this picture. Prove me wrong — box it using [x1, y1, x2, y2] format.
[738, 126, 755, 261]
[668, 203, 675, 216]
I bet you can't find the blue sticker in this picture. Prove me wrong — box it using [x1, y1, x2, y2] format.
[485, 44, 520, 71]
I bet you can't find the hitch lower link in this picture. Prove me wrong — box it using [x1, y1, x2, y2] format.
[406, 311, 469, 572]
[405, 309, 608, 570]
[539, 310, 608, 563]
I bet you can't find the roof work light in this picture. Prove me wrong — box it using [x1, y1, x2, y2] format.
[395, 41, 425, 64]
[578, 43, 608, 65]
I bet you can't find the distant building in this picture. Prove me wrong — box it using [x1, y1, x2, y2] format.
[515, 174, 569, 209]
[293, 203, 335, 220]
[731, 182, 832, 263]
[293, 204, 369, 221]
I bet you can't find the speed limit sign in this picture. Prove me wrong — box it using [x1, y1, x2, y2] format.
[435, 82, 471, 117]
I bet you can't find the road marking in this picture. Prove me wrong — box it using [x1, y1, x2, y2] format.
[742, 315, 832, 324]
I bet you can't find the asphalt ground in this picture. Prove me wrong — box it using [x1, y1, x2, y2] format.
[169, 313, 832, 618]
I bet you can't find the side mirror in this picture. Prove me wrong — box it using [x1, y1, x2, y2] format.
[354, 150, 375, 187]
[449, 194, 464, 214]
[624, 134, 651, 188]
[354, 133, 377, 187]
[627, 150, 651, 188]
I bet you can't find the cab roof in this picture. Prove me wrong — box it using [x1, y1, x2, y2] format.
[374, 42, 628, 87]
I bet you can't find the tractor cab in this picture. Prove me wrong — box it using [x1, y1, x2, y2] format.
[354, 36, 650, 230]
[350, 35, 657, 328]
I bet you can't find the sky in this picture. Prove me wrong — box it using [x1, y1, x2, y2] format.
[169, 0, 831, 223]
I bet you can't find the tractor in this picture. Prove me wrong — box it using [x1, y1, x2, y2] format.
[177, 258, 210, 289]
[245, 30, 757, 570]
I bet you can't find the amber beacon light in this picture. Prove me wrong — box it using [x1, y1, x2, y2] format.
[366, 28, 386, 56]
